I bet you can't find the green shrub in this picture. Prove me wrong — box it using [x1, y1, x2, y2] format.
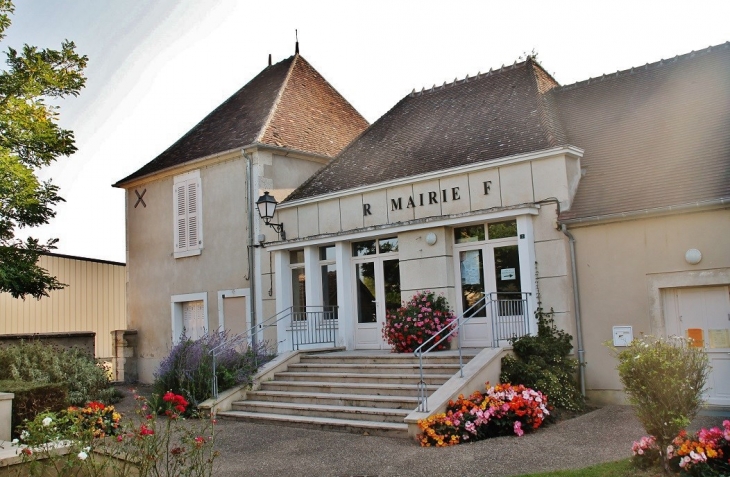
[614, 335, 709, 469]
[500, 307, 584, 412]
[0, 379, 68, 438]
[0, 341, 113, 405]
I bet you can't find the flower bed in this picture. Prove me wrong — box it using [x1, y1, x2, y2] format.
[11, 391, 218, 476]
[418, 383, 549, 447]
[382, 291, 456, 353]
[632, 420, 730, 475]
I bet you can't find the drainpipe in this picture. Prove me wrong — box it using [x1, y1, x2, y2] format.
[245, 152, 257, 347]
[561, 224, 586, 397]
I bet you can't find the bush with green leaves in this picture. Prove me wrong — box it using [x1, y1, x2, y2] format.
[500, 307, 585, 412]
[614, 335, 709, 470]
[154, 331, 276, 408]
[0, 341, 115, 406]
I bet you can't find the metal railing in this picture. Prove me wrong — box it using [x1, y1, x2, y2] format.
[413, 292, 530, 412]
[210, 305, 338, 398]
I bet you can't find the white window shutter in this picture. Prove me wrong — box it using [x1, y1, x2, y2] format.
[187, 178, 202, 251]
[174, 183, 187, 251]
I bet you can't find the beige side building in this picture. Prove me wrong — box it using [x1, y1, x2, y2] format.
[0, 253, 126, 359]
[114, 51, 368, 382]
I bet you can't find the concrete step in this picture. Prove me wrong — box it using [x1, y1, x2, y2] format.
[245, 390, 419, 410]
[259, 380, 438, 397]
[273, 371, 452, 385]
[287, 362, 461, 375]
[230, 400, 409, 423]
[216, 410, 409, 438]
[299, 353, 475, 365]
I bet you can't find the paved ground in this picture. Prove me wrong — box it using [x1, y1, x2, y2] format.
[211, 406, 727, 477]
[113, 386, 728, 477]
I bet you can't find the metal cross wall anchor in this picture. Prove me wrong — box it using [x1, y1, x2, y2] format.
[134, 189, 147, 208]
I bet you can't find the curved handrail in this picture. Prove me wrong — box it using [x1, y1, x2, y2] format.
[413, 292, 530, 412]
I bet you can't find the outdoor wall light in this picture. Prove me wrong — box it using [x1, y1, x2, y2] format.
[685, 248, 702, 265]
[255, 191, 286, 240]
[425, 232, 438, 246]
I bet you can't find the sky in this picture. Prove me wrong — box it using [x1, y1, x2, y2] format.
[4, 0, 729, 263]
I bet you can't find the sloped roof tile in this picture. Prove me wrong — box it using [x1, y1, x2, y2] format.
[286, 59, 566, 202]
[115, 55, 367, 186]
[556, 43, 730, 220]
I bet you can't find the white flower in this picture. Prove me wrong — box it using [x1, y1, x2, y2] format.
[20, 430, 29, 440]
[42, 417, 52, 427]
[78, 451, 88, 460]
[11, 439, 18, 445]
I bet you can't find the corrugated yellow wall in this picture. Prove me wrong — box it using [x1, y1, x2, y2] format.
[0, 254, 127, 359]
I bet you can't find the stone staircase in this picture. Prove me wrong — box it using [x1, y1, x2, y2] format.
[217, 351, 476, 437]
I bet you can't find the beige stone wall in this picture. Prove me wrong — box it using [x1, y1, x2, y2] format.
[125, 149, 326, 382]
[571, 208, 730, 405]
[126, 157, 249, 382]
[279, 150, 581, 240]
[397, 227, 456, 307]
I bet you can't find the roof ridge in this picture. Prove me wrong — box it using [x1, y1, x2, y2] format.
[526, 59, 567, 148]
[410, 58, 531, 97]
[559, 41, 730, 92]
[256, 54, 299, 143]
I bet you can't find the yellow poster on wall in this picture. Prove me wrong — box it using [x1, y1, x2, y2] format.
[708, 329, 730, 349]
[686, 328, 704, 348]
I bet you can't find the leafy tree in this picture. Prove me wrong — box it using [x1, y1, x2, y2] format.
[0, 0, 87, 299]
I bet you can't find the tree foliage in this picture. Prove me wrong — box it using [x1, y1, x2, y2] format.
[0, 0, 87, 299]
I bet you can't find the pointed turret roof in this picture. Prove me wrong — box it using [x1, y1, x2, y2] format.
[115, 55, 368, 186]
[286, 58, 566, 202]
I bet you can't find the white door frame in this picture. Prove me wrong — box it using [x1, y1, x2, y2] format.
[352, 250, 400, 349]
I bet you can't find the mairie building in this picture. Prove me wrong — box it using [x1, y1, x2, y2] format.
[115, 42, 730, 416]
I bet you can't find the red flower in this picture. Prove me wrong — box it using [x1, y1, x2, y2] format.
[139, 424, 154, 436]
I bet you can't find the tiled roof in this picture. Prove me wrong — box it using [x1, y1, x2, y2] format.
[557, 43, 730, 220]
[115, 55, 367, 186]
[286, 59, 566, 202]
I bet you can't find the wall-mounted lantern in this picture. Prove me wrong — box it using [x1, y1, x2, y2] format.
[255, 191, 286, 241]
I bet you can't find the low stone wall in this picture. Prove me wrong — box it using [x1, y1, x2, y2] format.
[111, 330, 138, 383]
[0, 392, 13, 442]
[0, 331, 95, 357]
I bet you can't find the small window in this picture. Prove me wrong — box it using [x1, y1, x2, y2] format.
[378, 237, 398, 253]
[319, 245, 336, 261]
[290, 250, 305, 264]
[454, 225, 485, 244]
[487, 220, 517, 239]
[353, 240, 376, 257]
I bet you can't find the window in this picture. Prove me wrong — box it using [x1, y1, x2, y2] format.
[352, 237, 398, 256]
[454, 220, 517, 244]
[320, 246, 337, 318]
[173, 170, 203, 258]
[290, 250, 306, 319]
[171, 292, 208, 344]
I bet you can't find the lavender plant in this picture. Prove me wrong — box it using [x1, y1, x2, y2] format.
[154, 331, 275, 407]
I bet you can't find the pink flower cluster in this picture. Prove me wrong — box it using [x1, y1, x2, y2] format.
[382, 291, 456, 353]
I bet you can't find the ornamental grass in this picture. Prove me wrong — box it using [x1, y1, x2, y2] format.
[418, 383, 549, 447]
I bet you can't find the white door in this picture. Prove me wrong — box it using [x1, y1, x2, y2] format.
[665, 286, 730, 406]
[182, 300, 206, 340]
[354, 257, 401, 349]
[456, 244, 522, 347]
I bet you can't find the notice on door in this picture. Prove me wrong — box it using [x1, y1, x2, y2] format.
[708, 329, 730, 349]
[461, 250, 481, 285]
[501, 268, 516, 280]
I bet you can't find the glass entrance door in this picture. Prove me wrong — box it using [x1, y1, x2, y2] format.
[353, 238, 400, 349]
[454, 221, 522, 348]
